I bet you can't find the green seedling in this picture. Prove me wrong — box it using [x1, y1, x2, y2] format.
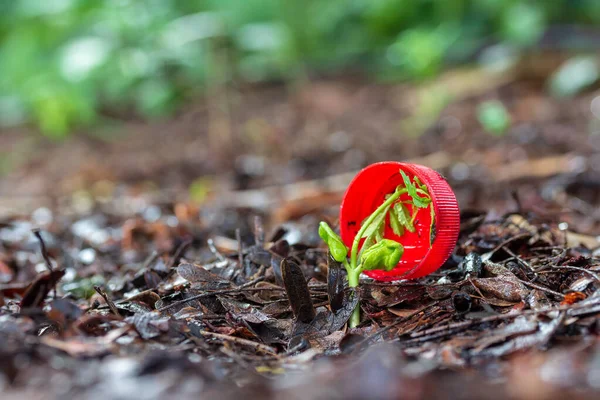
[319, 170, 434, 327]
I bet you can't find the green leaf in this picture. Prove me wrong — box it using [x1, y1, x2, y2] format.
[360, 233, 376, 258]
[389, 205, 404, 236]
[400, 170, 430, 208]
[413, 196, 430, 208]
[395, 202, 415, 233]
[416, 178, 429, 193]
[415, 188, 430, 198]
[360, 239, 404, 272]
[415, 190, 431, 207]
[318, 222, 348, 262]
[358, 204, 391, 257]
[361, 204, 390, 239]
[400, 169, 415, 192]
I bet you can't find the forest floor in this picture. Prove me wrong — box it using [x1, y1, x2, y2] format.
[1, 68, 600, 399]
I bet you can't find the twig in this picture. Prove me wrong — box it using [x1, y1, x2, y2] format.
[511, 190, 523, 214]
[32, 229, 53, 272]
[539, 311, 566, 349]
[157, 277, 264, 312]
[502, 245, 534, 272]
[533, 248, 568, 273]
[141, 251, 159, 270]
[518, 279, 565, 298]
[467, 276, 487, 299]
[254, 216, 264, 246]
[235, 228, 243, 268]
[550, 265, 600, 282]
[167, 239, 193, 269]
[94, 282, 322, 311]
[94, 286, 121, 317]
[207, 238, 226, 262]
[197, 330, 277, 355]
[31, 228, 57, 300]
[485, 232, 530, 258]
[354, 302, 439, 349]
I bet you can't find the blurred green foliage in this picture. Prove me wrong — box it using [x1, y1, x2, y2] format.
[1, 0, 600, 137]
[477, 100, 511, 135]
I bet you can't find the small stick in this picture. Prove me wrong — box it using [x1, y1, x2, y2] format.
[94, 286, 121, 317]
[502, 246, 534, 272]
[197, 330, 277, 355]
[32, 229, 53, 272]
[207, 238, 226, 262]
[518, 278, 565, 298]
[511, 190, 523, 214]
[32, 228, 57, 300]
[254, 216, 264, 246]
[235, 228, 243, 268]
[551, 265, 600, 282]
[93, 283, 312, 311]
[167, 239, 193, 269]
[141, 251, 159, 270]
[538, 311, 566, 349]
[157, 277, 264, 312]
[467, 276, 487, 299]
[485, 232, 530, 258]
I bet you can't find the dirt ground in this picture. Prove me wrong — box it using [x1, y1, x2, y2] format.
[2, 70, 600, 222]
[1, 70, 600, 399]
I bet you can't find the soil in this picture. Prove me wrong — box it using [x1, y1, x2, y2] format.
[1, 69, 600, 399]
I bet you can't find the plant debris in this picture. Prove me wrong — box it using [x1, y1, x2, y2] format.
[0, 185, 599, 400]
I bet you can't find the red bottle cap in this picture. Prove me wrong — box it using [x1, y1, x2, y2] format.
[340, 162, 460, 281]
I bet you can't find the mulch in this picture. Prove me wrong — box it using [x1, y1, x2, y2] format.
[1, 190, 599, 399]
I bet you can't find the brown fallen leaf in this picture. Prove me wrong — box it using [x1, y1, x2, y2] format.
[471, 276, 527, 303]
[327, 253, 345, 312]
[20, 269, 66, 309]
[177, 263, 230, 289]
[388, 307, 424, 318]
[281, 258, 315, 323]
[124, 290, 161, 309]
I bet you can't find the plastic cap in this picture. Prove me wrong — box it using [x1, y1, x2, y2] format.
[340, 162, 460, 281]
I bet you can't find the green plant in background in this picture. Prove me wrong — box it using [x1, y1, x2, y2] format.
[477, 100, 511, 136]
[549, 56, 600, 98]
[319, 170, 433, 327]
[500, 2, 546, 47]
[189, 176, 213, 204]
[1, 0, 600, 136]
[62, 275, 106, 299]
[386, 24, 460, 80]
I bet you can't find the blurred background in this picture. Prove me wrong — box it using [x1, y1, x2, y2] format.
[2, 0, 600, 233]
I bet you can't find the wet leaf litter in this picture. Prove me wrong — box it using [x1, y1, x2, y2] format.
[1, 194, 600, 399]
